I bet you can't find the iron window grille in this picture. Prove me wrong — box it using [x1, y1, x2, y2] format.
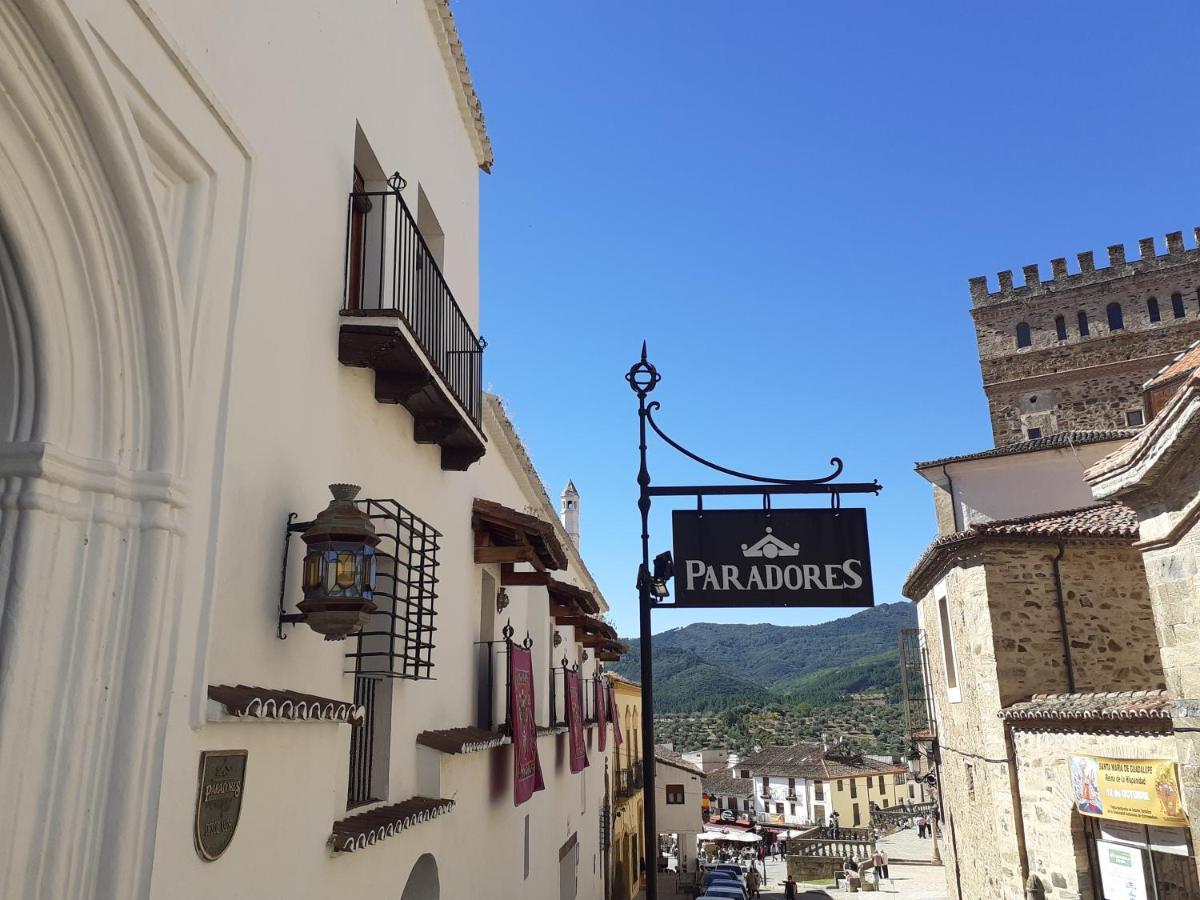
[347, 676, 379, 808]
[344, 498, 439, 679]
[277, 497, 440, 680]
[343, 176, 484, 426]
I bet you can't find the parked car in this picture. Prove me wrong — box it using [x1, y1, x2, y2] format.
[701, 886, 748, 900]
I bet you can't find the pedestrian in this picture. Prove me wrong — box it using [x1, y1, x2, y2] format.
[746, 865, 762, 898]
[784, 874, 798, 900]
[872, 847, 889, 880]
[844, 854, 859, 873]
[917, 814, 926, 839]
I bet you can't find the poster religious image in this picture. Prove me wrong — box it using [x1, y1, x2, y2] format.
[509, 645, 544, 805]
[1068, 755, 1187, 828]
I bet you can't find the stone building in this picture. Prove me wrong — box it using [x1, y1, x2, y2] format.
[734, 743, 908, 830]
[906, 233, 1200, 899]
[970, 232, 1200, 446]
[610, 674, 646, 900]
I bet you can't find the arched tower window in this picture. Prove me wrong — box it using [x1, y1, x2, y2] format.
[1107, 302, 1124, 331]
[1148, 297, 1161, 323]
[1015, 322, 1032, 348]
[1077, 311, 1090, 336]
[1054, 315, 1067, 341]
[1172, 292, 1186, 319]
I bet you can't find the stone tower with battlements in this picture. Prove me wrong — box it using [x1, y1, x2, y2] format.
[971, 228, 1200, 446]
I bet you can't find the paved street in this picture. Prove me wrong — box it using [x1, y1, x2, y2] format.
[745, 829, 948, 900]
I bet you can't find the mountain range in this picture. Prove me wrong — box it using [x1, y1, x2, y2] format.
[609, 602, 916, 713]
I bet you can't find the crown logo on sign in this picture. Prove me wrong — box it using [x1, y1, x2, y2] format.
[741, 527, 800, 559]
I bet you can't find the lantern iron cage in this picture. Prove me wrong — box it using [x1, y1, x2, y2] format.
[279, 497, 440, 679]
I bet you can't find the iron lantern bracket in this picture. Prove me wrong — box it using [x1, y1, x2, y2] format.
[277, 513, 314, 639]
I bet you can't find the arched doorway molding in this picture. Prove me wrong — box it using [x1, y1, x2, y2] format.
[0, 2, 205, 897]
[401, 853, 440, 900]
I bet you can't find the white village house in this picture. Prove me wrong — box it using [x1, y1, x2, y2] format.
[0, 2, 628, 897]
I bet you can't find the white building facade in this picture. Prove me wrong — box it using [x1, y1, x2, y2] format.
[0, 3, 625, 898]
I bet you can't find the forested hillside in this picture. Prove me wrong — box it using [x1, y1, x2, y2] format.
[610, 603, 916, 755]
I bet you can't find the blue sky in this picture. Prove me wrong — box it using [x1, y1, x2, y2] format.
[453, 1, 1200, 639]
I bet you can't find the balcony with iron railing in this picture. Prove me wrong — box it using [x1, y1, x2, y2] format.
[615, 760, 643, 800]
[338, 174, 486, 471]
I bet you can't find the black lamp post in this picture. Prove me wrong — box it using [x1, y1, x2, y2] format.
[296, 484, 379, 639]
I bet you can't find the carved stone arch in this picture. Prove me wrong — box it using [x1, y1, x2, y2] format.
[0, 3, 213, 898]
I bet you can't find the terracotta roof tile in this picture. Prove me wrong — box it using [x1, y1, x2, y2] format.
[416, 726, 508, 754]
[703, 771, 755, 797]
[915, 430, 1137, 470]
[903, 502, 1138, 598]
[207, 684, 363, 724]
[738, 743, 904, 780]
[1000, 689, 1171, 722]
[330, 796, 455, 853]
[655, 747, 704, 776]
[1144, 340, 1200, 391]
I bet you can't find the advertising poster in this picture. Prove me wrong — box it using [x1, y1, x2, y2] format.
[1068, 755, 1187, 827]
[596, 676, 608, 753]
[509, 645, 544, 806]
[566, 670, 589, 774]
[1095, 839, 1149, 900]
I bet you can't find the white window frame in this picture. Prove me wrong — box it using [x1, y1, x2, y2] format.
[935, 578, 962, 703]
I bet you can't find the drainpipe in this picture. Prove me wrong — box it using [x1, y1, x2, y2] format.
[1050, 542, 1076, 693]
[940, 465, 961, 532]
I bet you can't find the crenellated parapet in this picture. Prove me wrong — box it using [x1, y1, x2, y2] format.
[969, 229, 1200, 306]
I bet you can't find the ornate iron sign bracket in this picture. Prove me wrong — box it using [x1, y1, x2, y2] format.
[627, 343, 882, 900]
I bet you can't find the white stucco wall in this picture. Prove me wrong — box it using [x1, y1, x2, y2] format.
[921, 440, 1127, 530]
[0, 2, 611, 897]
[655, 760, 705, 874]
[749, 774, 810, 825]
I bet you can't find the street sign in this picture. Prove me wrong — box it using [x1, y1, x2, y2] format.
[671, 508, 874, 608]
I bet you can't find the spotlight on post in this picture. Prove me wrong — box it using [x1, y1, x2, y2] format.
[651, 551, 674, 598]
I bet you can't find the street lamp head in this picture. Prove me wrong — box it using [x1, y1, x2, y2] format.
[297, 483, 379, 639]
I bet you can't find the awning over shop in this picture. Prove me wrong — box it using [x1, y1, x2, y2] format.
[697, 830, 762, 843]
[472, 499, 567, 573]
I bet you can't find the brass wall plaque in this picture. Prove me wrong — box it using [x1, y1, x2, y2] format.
[195, 750, 247, 861]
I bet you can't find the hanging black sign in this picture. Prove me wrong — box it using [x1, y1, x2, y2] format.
[670, 508, 874, 608]
[195, 749, 247, 861]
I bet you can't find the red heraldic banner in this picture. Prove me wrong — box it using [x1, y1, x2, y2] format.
[596, 677, 609, 753]
[510, 645, 545, 806]
[609, 682, 623, 746]
[567, 670, 589, 773]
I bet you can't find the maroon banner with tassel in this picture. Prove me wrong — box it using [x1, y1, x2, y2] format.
[609, 681, 623, 746]
[510, 645, 545, 805]
[566, 670, 589, 774]
[596, 676, 608, 752]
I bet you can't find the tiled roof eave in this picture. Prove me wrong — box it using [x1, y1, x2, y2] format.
[902, 503, 1138, 600]
[330, 796, 455, 853]
[914, 430, 1137, 471]
[999, 690, 1173, 723]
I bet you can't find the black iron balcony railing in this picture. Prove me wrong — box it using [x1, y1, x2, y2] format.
[615, 760, 643, 799]
[344, 180, 483, 427]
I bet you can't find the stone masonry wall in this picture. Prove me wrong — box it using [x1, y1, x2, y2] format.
[968, 232, 1200, 446]
[915, 539, 1162, 898]
[1012, 728, 1180, 900]
[1125, 434, 1200, 862]
[985, 542, 1162, 706]
[917, 559, 1026, 899]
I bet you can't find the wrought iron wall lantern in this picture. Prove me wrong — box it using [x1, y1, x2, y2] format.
[279, 484, 379, 640]
[496, 587, 511, 613]
[553, 631, 563, 647]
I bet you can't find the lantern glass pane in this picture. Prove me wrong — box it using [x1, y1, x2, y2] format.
[335, 551, 358, 590]
[302, 552, 322, 590]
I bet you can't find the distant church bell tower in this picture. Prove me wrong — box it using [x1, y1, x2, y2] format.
[560, 481, 580, 548]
